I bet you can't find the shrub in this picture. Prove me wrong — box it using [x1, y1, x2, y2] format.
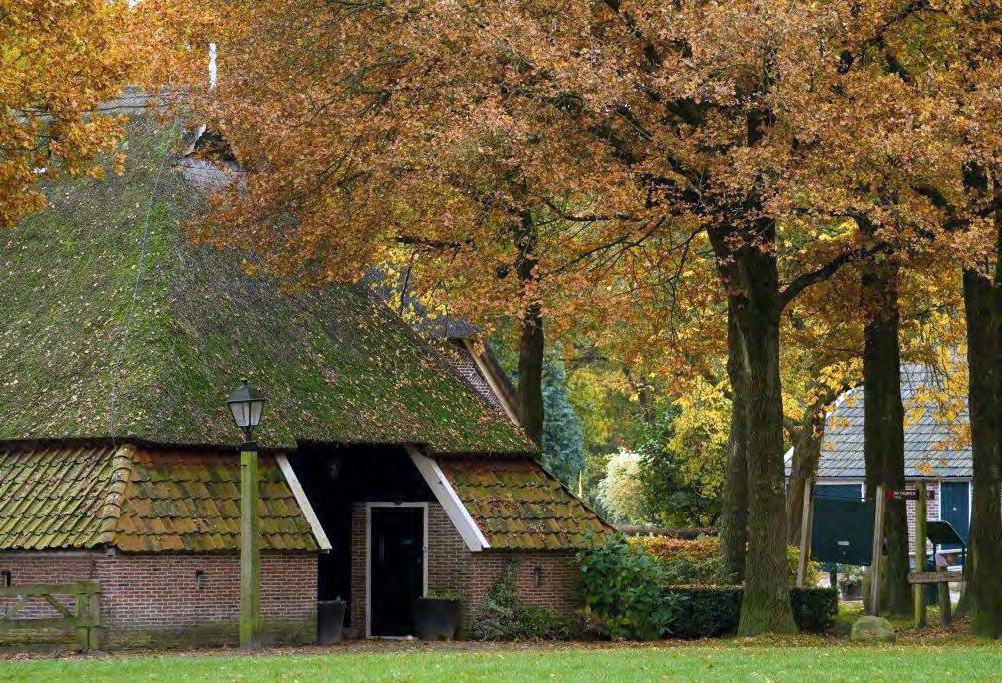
[786, 545, 824, 588]
[662, 586, 743, 638]
[628, 536, 727, 585]
[576, 534, 674, 640]
[630, 535, 823, 587]
[470, 561, 576, 641]
[789, 586, 839, 633]
[838, 565, 865, 599]
[661, 586, 839, 638]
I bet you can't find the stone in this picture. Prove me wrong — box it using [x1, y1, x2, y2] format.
[851, 615, 895, 643]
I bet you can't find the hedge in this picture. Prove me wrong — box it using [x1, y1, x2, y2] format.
[627, 536, 725, 585]
[617, 526, 717, 539]
[629, 535, 823, 587]
[663, 586, 839, 638]
[579, 535, 837, 640]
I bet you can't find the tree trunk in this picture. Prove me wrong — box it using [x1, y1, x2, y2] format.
[861, 256, 910, 617]
[514, 211, 544, 444]
[786, 409, 825, 546]
[720, 298, 749, 583]
[728, 223, 797, 635]
[963, 262, 1002, 638]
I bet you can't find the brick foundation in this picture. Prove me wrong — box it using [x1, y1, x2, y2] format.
[2, 502, 581, 646]
[0, 551, 317, 648]
[349, 503, 580, 636]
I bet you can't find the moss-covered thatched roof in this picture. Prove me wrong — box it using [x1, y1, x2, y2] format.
[0, 116, 530, 453]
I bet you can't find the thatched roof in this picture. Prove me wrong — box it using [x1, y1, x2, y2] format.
[0, 115, 530, 454]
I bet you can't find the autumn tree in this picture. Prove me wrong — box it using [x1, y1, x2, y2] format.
[552, 2, 916, 632]
[948, 13, 1002, 640]
[1, 0, 132, 227]
[782, 259, 967, 549]
[136, 0, 1002, 633]
[134, 0, 669, 454]
[795, 1, 1002, 624]
[879, 1, 1002, 635]
[136, 0, 818, 635]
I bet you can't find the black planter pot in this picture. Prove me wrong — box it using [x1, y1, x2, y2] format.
[317, 599, 347, 645]
[840, 585, 863, 601]
[411, 598, 460, 641]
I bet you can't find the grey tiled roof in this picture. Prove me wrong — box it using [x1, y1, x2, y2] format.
[797, 364, 970, 480]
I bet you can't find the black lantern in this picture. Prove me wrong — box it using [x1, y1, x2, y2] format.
[226, 379, 266, 443]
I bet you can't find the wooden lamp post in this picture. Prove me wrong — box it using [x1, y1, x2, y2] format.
[227, 379, 267, 649]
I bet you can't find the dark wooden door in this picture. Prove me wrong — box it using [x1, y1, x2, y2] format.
[370, 506, 424, 636]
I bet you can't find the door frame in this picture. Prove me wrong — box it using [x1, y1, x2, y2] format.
[365, 502, 428, 638]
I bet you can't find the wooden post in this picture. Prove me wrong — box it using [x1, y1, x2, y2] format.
[797, 478, 814, 588]
[240, 446, 262, 649]
[913, 481, 927, 627]
[75, 592, 90, 652]
[88, 589, 101, 650]
[939, 581, 952, 626]
[869, 485, 886, 616]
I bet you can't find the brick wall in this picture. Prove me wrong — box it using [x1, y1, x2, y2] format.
[464, 552, 578, 626]
[427, 503, 471, 597]
[96, 553, 316, 628]
[0, 552, 93, 620]
[0, 551, 317, 647]
[349, 502, 580, 636]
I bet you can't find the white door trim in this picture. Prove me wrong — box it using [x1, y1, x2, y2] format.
[365, 502, 428, 639]
[406, 445, 489, 551]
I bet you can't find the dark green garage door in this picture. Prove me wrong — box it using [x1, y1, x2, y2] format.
[816, 483, 863, 501]
[939, 482, 970, 551]
[811, 483, 872, 566]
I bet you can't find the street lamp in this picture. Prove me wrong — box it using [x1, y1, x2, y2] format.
[227, 379, 266, 649]
[227, 378, 266, 444]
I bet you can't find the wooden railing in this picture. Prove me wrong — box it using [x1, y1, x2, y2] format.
[0, 581, 101, 651]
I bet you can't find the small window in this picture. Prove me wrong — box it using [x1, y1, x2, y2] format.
[0, 571, 10, 587]
[531, 566, 543, 589]
[195, 570, 206, 591]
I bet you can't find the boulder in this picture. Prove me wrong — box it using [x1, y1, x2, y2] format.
[851, 615, 895, 643]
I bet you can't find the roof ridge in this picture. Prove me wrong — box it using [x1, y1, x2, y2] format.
[99, 444, 136, 546]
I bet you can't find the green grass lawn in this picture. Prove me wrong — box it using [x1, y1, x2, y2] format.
[4, 642, 1002, 683]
